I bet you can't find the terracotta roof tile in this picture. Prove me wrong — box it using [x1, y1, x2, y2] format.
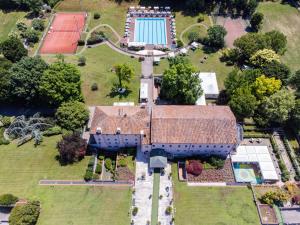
[151, 105, 238, 144]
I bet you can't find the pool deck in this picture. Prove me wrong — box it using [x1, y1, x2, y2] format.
[128, 16, 173, 49]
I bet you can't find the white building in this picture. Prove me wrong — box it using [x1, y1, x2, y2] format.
[198, 72, 219, 99]
[88, 105, 242, 162]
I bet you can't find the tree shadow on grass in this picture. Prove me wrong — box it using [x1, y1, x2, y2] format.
[202, 45, 219, 54]
[107, 83, 132, 99]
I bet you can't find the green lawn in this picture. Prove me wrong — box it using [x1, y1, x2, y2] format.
[172, 165, 260, 225]
[43, 44, 141, 106]
[0, 135, 131, 225]
[151, 170, 160, 225]
[181, 24, 207, 45]
[257, 2, 300, 72]
[154, 48, 233, 89]
[0, 10, 26, 42]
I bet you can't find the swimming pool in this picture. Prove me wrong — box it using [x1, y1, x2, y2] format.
[233, 163, 262, 184]
[134, 18, 167, 45]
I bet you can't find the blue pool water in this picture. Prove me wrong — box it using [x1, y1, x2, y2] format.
[233, 163, 262, 184]
[134, 18, 167, 45]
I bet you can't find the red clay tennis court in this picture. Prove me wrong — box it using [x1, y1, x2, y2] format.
[40, 12, 87, 54]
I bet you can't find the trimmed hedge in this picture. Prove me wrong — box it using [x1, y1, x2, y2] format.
[43, 126, 62, 136]
[282, 136, 300, 180]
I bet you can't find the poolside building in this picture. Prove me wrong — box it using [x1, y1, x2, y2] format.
[88, 105, 242, 160]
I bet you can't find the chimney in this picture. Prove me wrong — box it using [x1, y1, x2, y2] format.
[96, 127, 102, 134]
[116, 127, 121, 134]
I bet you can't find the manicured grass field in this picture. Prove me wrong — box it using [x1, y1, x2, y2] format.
[257, 2, 300, 72]
[0, 136, 131, 225]
[172, 165, 260, 225]
[154, 48, 233, 89]
[0, 10, 26, 42]
[43, 44, 141, 106]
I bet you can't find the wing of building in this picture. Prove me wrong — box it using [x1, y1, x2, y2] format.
[88, 105, 242, 158]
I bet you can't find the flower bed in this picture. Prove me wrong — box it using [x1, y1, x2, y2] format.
[187, 158, 235, 183]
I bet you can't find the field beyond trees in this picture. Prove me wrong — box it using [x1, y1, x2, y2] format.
[257, 2, 300, 72]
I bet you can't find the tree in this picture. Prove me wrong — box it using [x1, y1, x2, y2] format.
[0, 68, 11, 102]
[261, 89, 295, 124]
[23, 29, 39, 44]
[8, 56, 48, 102]
[291, 99, 300, 129]
[39, 62, 83, 105]
[265, 30, 287, 55]
[114, 63, 134, 89]
[261, 61, 291, 85]
[55, 101, 89, 131]
[188, 31, 200, 43]
[206, 25, 227, 48]
[32, 19, 45, 31]
[229, 86, 257, 119]
[0, 194, 18, 206]
[254, 75, 281, 99]
[290, 70, 300, 93]
[160, 61, 202, 104]
[250, 12, 264, 32]
[186, 160, 203, 176]
[250, 49, 280, 67]
[168, 56, 189, 67]
[233, 33, 268, 62]
[260, 190, 289, 205]
[14, 0, 43, 14]
[57, 132, 87, 164]
[9, 201, 40, 225]
[0, 36, 28, 62]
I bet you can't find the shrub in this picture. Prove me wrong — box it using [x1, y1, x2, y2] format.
[78, 56, 86, 66]
[87, 31, 106, 45]
[132, 207, 138, 216]
[16, 22, 27, 32]
[0, 138, 10, 145]
[165, 206, 172, 215]
[92, 173, 99, 180]
[95, 163, 102, 174]
[186, 160, 203, 176]
[1, 116, 11, 127]
[208, 156, 225, 169]
[84, 170, 93, 181]
[91, 83, 98, 91]
[0, 194, 18, 206]
[23, 30, 40, 44]
[98, 155, 104, 160]
[177, 40, 184, 48]
[9, 201, 40, 225]
[197, 14, 205, 23]
[105, 158, 113, 171]
[188, 31, 200, 43]
[32, 19, 45, 31]
[260, 190, 289, 206]
[43, 126, 62, 136]
[94, 12, 101, 19]
[118, 158, 127, 167]
[78, 39, 85, 46]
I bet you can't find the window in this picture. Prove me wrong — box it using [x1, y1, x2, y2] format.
[221, 145, 223, 148]
[213, 145, 216, 148]
[152, 145, 156, 147]
[206, 145, 209, 148]
[178, 145, 181, 148]
[162, 145, 165, 147]
[185, 145, 188, 148]
[192, 145, 194, 148]
[227, 146, 230, 148]
[169, 145, 172, 147]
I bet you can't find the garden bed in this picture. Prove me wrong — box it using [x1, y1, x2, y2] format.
[187, 158, 235, 183]
[103, 153, 117, 180]
[258, 204, 278, 224]
[116, 149, 136, 181]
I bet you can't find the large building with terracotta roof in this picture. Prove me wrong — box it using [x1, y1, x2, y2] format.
[88, 105, 242, 157]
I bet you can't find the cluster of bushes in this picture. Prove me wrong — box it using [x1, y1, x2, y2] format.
[9, 201, 40, 225]
[118, 157, 127, 167]
[132, 207, 138, 216]
[270, 136, 290, 182]
[105, 157, 116, 172]
[165, 206, 172, 215]
[43, 126, 62, 136]
[0, 194, 18, 206]
[282, 136, 300, 181]
[87, 31, 106, 45]
[16, 19, 45, 46]
[260, 190, 289, 206]
[94, 12, 101, 19]
[84, 157, 95, 181]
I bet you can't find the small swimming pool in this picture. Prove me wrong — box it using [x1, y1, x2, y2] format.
[134, 18, 167, 45]
[233, 163, 262, 184]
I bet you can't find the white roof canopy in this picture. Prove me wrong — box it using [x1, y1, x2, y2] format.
[198, 72, 219, 96]
[196, 94, 206, 105]
[232, 145, 279, 181]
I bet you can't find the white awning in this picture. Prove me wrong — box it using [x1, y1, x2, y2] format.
[196, 94, 206, 105]
[154, 57, 160, 62]
[180, 48, 188, 54]
[198, 72, 219, 96]
[168, 52, 175, 58]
